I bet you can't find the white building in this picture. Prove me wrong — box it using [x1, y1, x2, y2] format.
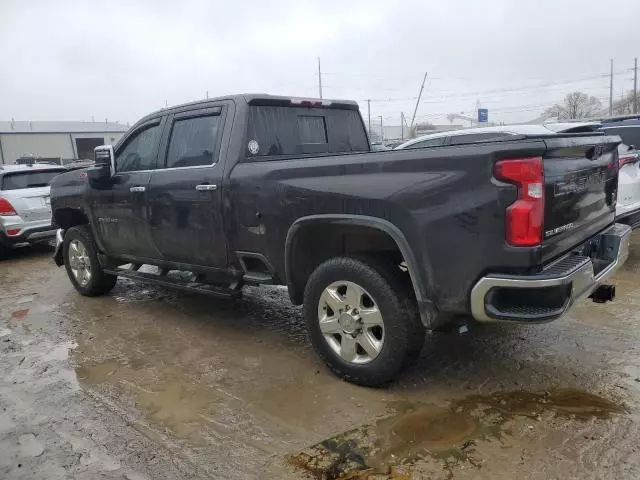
[0, 120, 129, 165]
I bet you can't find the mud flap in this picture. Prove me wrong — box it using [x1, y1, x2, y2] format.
[53, 229, 64, 267]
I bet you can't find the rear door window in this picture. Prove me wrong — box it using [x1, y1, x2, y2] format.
[165, 114, 222, 168]
[1, 170, 64, 190]
[246, 106, 369, 158]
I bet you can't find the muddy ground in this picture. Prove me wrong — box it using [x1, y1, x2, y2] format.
[1, 237, 640, 480]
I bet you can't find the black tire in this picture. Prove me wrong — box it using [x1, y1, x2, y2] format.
[63, 225, 117, 296]
[304, 255, 424, 387]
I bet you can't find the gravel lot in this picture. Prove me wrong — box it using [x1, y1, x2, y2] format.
[2, 236, 640, 479]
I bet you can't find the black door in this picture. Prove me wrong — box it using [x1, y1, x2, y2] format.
[89, 120, 163, 259]
[147, 106, 227, 268]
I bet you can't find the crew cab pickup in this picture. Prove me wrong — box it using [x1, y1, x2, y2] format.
[50, 94, 631, 386]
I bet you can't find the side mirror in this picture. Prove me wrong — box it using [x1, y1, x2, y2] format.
[629, 145, 636, 151]
[87, 145, 115, 183]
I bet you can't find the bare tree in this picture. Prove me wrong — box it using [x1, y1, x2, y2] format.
[543, 92, 603, 120]
[612, 91, 637, 115]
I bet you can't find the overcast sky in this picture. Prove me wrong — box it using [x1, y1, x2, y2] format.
[1, 0, 638, 129]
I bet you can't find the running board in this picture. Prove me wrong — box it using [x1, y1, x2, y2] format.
[242, 272, 274, 285]
[104, 268, 242, 299]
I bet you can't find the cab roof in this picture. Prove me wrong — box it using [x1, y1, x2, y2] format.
[136, 94, 360, 126]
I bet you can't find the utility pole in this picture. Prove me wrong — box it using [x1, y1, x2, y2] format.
[317, 57, 323, 99]
[367, 99, 371, 135]
[410, 71, 428, 131]
[634, 57, 638, 114]
[379, 116, 384, 142]
[609, 58, 614, 117]
[206, 90, 209, 99]
[400, 112, 405, 140]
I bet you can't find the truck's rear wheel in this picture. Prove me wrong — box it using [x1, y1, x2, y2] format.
[63, 226, 117, 296]
[304, 256, 424, 387]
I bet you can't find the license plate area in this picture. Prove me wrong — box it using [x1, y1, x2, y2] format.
[571, 226, 622, 277]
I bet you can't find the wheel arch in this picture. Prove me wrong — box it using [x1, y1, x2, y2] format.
[284, 214, 435, 326]
[52, 207, 90, 229]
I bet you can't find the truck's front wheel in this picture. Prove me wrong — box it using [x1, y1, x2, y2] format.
[63, 226, 117, 296]
[304, 256, 424, 387]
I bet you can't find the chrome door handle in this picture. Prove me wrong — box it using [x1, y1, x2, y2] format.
[195, 184, 217, 191]
[129, 186, 146, 192]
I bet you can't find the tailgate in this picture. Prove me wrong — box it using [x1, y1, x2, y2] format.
[541, 135, 620, 260]
[2, 186, 52, 222]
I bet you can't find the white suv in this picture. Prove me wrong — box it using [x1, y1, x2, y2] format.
[0, 164, 66, 254]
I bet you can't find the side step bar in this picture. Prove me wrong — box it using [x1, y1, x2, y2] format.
[242, 272, 274, 285]
[104, 268, 242, 299]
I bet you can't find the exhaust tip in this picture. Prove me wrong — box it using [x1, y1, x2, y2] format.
[589, 284, 616, 303]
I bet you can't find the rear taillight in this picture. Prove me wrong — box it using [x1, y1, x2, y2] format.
[494, 156, 544, 247]
[619, 153, 639, 168]
[0, 197, 17, 216]
[6, 229, 20, 236]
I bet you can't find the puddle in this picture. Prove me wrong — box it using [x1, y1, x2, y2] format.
[288, 389, 625, 479]
[76, 361, 123, 385]
[137, 381, 217, 442]
[458, 389, 623, 421]
[74, 356, 219, 445]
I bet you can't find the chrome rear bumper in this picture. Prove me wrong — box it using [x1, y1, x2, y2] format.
[471, 223, 632, 323]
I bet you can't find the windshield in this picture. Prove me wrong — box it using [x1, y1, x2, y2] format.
[1, 170, 64, 190]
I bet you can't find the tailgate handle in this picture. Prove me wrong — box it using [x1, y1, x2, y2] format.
[195, 184, 217, 191]
[129, 186, 146, 193]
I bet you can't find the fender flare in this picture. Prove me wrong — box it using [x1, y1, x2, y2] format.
[284, 214, 435, 326]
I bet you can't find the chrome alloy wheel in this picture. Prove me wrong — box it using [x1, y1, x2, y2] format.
[68, 239, 92, 287]
[317, 280, 385, 364]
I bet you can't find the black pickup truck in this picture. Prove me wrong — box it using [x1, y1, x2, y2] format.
[50, 94, 631, 386]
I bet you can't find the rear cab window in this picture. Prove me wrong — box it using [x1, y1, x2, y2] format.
[245, 103, 369, 159]
[1, 169, 65, 191]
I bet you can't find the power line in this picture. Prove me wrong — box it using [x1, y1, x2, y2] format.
[362, 83, 610, 105]
[362, 73, 625, 104]
[375, 96, 610, 123]
[321, 69, 625, 83]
